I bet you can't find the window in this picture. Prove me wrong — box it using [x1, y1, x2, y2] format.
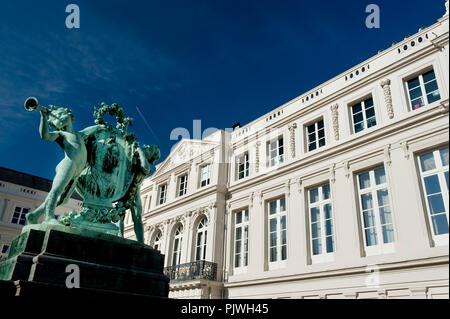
[268, 197, 287, 266]
[234, 209, 249, 270]
[406, 69, 441, 111]
[307, 119, 325, 152]
[195, 217, 208, 261]
[177, 174, 188, 197]
[357, 167, 395, 254]
[158, 184, 167, 205]
[11, 206, 28, 225]
[199, 164, 211, 187]
[267, 137, 284, 167]
[153, 230, 162, 251]
[308, 184, 335, 261]
[236, 153, 249, 180]
[172, 225, 183, 266]
[1, 245, 9, 255]
[351, 97, 377, 133]
[418, 147, 449, 239]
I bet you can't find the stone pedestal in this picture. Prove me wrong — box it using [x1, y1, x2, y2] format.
[0, 224, 169, 297]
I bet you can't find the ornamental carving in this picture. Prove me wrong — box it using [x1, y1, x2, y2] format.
[288, 123, 297, 158]
[330, 103, 339, 141]
[381, 79, 394, 119]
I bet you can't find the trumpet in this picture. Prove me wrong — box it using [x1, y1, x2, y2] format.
[24, 97, 52, 115]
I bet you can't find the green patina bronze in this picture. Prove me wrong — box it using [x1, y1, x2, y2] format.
[22, 97, 160, 243]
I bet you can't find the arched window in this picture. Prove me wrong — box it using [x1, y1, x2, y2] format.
[172, 224, 183, 266]
[195, 217, 208, 261]
[152, 230, 162, 252]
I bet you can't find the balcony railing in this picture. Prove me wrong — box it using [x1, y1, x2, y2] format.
[164, 260, 218, 282]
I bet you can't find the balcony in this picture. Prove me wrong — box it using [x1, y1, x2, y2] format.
[164, 260, 218, 282]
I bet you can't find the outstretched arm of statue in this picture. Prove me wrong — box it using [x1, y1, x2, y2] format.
[39, 110, 59, 142]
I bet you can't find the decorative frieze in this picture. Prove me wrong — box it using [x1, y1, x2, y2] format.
[381, 79, 394, 119]
[330, 103, 340, 141]
[255, 141, 261, 173]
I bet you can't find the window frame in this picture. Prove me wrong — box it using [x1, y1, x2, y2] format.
[306, 119, 326, 152]
[199, 164, 211, 188]
[405, 68, 441, 111]
[307, 183, 335, 263]
[177, 174, 188, 197]
[417, 147, 449, 246]
[171, 224, 183, 266]
[267, 197, 287, 269]
[11, 206, 29, 225]
[195, 217, 208, 261]
[152, 230, 162, 252]
[158, 183, 167, 205]
[267, 136, 284, 167]
[236, 152, 250, 180]
[350, 96, 377, 134]
[233, 208, 249, 273]
[356, 166, 395, 256]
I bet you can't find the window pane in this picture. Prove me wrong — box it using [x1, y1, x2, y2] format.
[377, 189, 390, 206]
[365, 228, 378, 246]
[354, 122, 365, 133]
[365, 106, 375, 119]
[424, 175, 441, 195]
[307, 124, 315, 134]
[270, 218, 277, 233]
[270, 247, 277, 262]
[407, 77, 420, 89]
[359, 172, 371, 189]
[422, 70, 436, 83]
[440, 148, 449, 166]
[324, 204, 332, 219]
[312, 222, 321, 238]
[420, 152, 436, 172]
[317, 120, 324, 129]
[280, 198, 286, 212]
[424, 80, 438, 94]
[431, 214, 449, 235]
[281, 245, 287, 260]
[411, 97, 424, 110]
[367, 116, 377, 128]
[427, 91, 441, 104]
[280, 216, 286, 230]
[380, 206, 393, 225]
[409, 87, 423, 100]
[309, 188, 319, 204]
[318, 138, 326, 147]
[311, 207, 320, 223]
[352, 103, 362, 114]
[236, 227, 242, 240]
[427, 194, 446, 215]
[374, 167, 386, 185]
[382, 224, 395, 243]
[326, 236, 334, 253]
[236, 211, 242, 224]
[323, 184, 331, 200]
[353, 112, 364, 124]
[309, 142, 317, 152]
[445, 172, 449, 190]
[270, 201, 277, 215]
[361, 193, 374, 210]
[363, 210, 376, 228]
[312, 239, 322, 255]
[325, 219, 333, 236]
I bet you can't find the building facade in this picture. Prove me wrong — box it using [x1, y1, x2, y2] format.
[124, 3, 449, 299]
[0, 167, 82, 260]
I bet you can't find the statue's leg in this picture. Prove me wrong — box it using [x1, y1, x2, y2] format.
[44, 164, 76, 222]
[26, 202, 46, 224]
[131, 197, 144, 243]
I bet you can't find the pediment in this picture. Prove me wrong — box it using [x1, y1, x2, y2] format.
[153, 139, 219, 177]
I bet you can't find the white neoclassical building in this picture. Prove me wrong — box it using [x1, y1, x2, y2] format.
[124, 2, 449, 299]
[0, 166, 82, 260]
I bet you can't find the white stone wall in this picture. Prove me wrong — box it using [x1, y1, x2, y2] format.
[130, 6, 449, 299]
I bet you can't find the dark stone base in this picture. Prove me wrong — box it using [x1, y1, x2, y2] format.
[0, 280, 165, 300]
[0, 225, 169, 297]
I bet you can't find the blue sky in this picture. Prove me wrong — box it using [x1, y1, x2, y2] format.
[0, 0, 445, 179]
